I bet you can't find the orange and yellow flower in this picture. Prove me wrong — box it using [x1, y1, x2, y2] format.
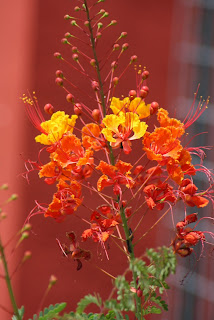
[110, 97, 151, 119]
[102, 112, 148, 154]
[35, 111, 78, 145]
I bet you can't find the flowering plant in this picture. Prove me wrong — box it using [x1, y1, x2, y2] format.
[0, 0, 213, 319]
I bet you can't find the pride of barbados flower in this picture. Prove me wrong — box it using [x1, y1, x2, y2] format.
[22, 0, 213, 276]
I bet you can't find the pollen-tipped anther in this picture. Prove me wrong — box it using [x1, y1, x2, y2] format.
[44, 104, 54, 115]
[55, 77, 63, 86]
[74, 103, 82, 116]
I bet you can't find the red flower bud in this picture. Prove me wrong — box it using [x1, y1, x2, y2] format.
[111, 61, 118, 70]
[91, 81, 99, 91]
[54, 52, 62, 59]
[66, 94, 74, 103]
[122, 43, 129, 51]
[72, 46, 78, 53]
[142, 70, 149, 80]
[55, 77, 63, 86]
[61, 38, 68, 44]
[150, 101, 159, 115]
[139, 86, 149, 99]
[90, 59, 96, 67]
[84, 21, 89, 27]
[72, 54, 79, 61]
[65, 32, 71, 38]
[74, 103, 82, 115]
[92, 109, 100, 122]
[113, 44, 120, 50]
[55, 70, 63, 78]
[129, 90, 137, 100]
[113, 77, 119, 86]
[121, 32, 127, 38]
[130, 55, 137, 63]
[44, 103, 54, 115]
[137, 289, 142, 297]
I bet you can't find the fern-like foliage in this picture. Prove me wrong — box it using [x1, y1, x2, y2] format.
[28, 302, 66, 320]
[76, 294, 102, 314]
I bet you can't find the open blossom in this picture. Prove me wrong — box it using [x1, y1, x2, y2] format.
[45, 180, 82, 222]
[96, 160, 134, 194]
[102, 112, 148, 154]
[35, 111, 78, 145]
[110, 97, 151, 119]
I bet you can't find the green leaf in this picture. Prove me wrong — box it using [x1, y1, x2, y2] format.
[12, 306, 25, 320]
[76, 294, 102, 314]
[28, 302, 66, 320]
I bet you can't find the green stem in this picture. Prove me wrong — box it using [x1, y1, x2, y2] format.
[0, 236, 21, 320]
[84, 0, 115, 165]
[120, 207, 142, 320]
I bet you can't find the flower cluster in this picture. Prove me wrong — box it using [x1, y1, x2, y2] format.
[22, 0, 213, 270]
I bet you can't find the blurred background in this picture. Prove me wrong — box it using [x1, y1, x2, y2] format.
[0, 0, 213, 319]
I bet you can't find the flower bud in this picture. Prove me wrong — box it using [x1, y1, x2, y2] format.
[21, 223, 32, 233]
[130, 55, 137, 63]
[61, 38, 68, 44]
[113, 77, 119, 86]
[99, 9, 105, 14]
[84, 21, 89, 27]
[74, 6, 80, 11]
[65, 32, 72, 38]
[64, 14, 71, 20]
[103, 11, 109, 17]
[92, 109, 100, 122]
[91, 81, 99, 91]
[66, 93, 74, 103]
[150, 101, 159, 115]
[0, 212, 7, 220]
[72, 53, 79, 61]
[44, 103, 54, 115]
[48, 275, 57, 288]
[140, 85, 149, 97]
[55, 70, 63, 78]
[23, 251, 32, 262]
[142, 70, 149, 80]
[71, 20, 77, 26]
[111, 61, 118, 70]
[121, 32, 127, 38]
[55, 77, 63, 86]
[54, 52, 62, 59]
[74, 103, 82, 115]
[129, 90, 137, 100]
[72, 46, 78, 53]
[96, 32, 102, 39]
[90, 59, 96, 67]
[122, 43, 129, 51]
[98, 22, 103, 29]
[113, 44, 120, 51]
[1, 183, 8, 190]
[110, 20, 117, 25]
[7, 194, 18, 202]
